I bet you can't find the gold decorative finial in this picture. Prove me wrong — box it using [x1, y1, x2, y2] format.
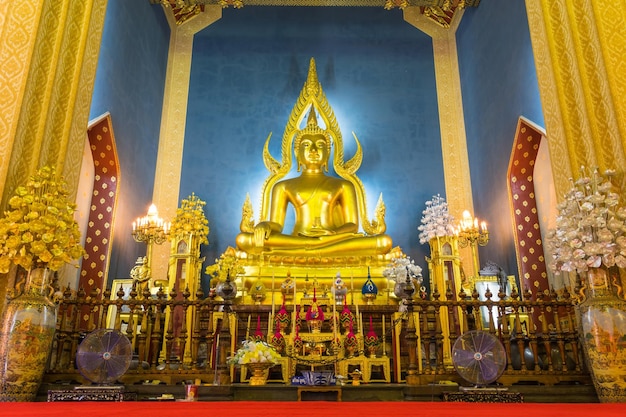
[306, 106, 318, 128]
[305, 57, 321, 97]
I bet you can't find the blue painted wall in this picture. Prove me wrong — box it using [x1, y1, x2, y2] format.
[90, 2, 543, 291]
[458, 0, 544, 278]
[89, 0, 170, 278]
[183, 7, 443, 281]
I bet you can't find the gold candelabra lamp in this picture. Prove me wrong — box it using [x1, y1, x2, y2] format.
[131, 204, 170, 288]
[456, 210, 489, 277]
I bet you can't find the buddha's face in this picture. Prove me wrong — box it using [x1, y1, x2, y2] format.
[297, 134, 329, 169]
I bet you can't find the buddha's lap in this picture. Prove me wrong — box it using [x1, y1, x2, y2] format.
[235, 231, 392, 255]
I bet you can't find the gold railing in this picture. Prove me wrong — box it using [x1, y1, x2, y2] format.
[43, 284, 590, 386]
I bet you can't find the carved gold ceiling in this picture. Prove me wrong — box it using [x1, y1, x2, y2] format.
[149, 0, 480, 27]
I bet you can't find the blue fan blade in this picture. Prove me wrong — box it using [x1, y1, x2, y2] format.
[102, 331, 123, 352]
[77, 351, 106, 371]
[478, 356, 500, 382]
[472, 332, 496, 353]
[106, 355, 130, 372]
[454, 349, 478, 368]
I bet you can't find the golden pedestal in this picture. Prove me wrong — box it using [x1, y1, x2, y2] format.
[240, 356, 292, 384]
[338, 357, 367, 380]
[232, 253, 406, 307]
[364, 356, 391, 383]
[245, 363, 273, 386]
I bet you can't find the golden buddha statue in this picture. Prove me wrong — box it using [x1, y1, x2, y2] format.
[236, 108, 392, 257]
[211, 58, 405, 305]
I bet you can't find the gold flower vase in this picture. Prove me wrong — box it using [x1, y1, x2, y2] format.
[247, 362, 273, 385]
[0, 267, 57, 401]
[577, 266, 626, 402]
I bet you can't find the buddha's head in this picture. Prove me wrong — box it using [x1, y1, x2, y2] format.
[294, 107, 331, 172]
[295, 132, 331, 172]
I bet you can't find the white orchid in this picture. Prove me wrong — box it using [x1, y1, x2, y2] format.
[383, 256, 423, 282]
[547, 167, 626, 274]
[417, 194, 456, 245]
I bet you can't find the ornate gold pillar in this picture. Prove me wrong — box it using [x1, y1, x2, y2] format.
[525, 0, 626, 195]
[403, 7, 477, 277]
[426, 235, 464, 364]
[0, 0, 45, 196]
[150, 6, 222, 283]
[0, 0, 107, 314]
[1, 0, 107, 203]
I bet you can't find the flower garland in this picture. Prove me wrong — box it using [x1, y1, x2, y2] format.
[228, 340, 281, 365]
[168, 193, 209, 245]
[0, 166, 85, 273]
[418, 194, 456, 244]
[547, 167, 626, 274]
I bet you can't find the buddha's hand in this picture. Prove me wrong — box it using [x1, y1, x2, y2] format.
[299, 229, 336, 237]
[254, 222, 274, 247]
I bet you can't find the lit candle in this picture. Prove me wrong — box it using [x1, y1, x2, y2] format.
[148, 203, 158, 218]
[481, 221, 487, 233]
[359, 312, 363, 336]
[462, 210, 471, 230]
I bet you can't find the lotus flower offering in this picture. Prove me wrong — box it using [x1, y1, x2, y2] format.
[228, 340, 281, 366]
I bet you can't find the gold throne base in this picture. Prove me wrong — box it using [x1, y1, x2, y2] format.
[230, 246, 406, 306]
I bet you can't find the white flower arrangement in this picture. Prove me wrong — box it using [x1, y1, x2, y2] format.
[546, 167, 626, 274]
[228, 340, 281, 365]
[418, 194, 456, 245]
[383, 256, 423, 282]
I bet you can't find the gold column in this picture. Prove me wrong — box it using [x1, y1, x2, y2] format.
[0, 0, 45, 195]
[426, 235, 464, 364]
[0, 0, 107, 315]
[1, 0, 107, 204]
[525, 0, 626, 195]
[403, 8, 477, 276]
[150, 6, 222, 281]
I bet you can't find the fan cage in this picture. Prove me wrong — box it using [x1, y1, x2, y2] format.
[76, 329, 133, 385]
[451, 330, 507, 386]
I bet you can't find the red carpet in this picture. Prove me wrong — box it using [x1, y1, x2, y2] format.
[2, 402, 624, 417]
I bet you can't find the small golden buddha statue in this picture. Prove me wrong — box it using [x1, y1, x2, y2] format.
[130, 256, 151, 296]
